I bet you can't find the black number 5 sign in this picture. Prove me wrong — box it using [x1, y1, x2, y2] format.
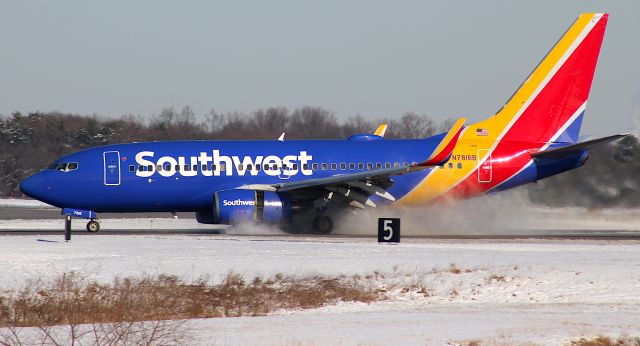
[378, 218, 400, 243]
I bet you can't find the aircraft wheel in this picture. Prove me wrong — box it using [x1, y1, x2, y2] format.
[312, 215, 333, 234]
[86, 220, 100, 233]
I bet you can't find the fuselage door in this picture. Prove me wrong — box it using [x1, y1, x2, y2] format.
[477, 149, 492, 183]
[103, 151, 121, 186]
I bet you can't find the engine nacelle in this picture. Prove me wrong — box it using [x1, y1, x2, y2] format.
[196, 189, 290, 225]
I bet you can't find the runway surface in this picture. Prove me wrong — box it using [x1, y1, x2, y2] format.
[3, 202, 640, 240]
[2, 229, 640, 241]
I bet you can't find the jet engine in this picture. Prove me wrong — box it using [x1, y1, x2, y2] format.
[196, 190, 291, 225]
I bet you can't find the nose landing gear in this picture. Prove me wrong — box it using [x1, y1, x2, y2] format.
[61, 208, 99, 241]
[86, 220, 100, 233]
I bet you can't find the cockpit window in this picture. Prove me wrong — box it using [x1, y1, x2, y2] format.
[48, 162, 78, 172]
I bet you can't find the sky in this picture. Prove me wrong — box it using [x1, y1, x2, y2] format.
[1, 0, 639, 136]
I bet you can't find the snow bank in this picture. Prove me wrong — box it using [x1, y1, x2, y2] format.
[0, 235, 639, 344]
[0, 198, 54, 209]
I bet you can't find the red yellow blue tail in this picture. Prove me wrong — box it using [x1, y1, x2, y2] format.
[399, 13, 608, 204]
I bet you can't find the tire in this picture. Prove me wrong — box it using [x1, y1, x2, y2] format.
[86, 220, 100, 233]
[312, 215, 333, 234]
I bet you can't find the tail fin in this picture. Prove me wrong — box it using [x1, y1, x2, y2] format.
[486, 13, 608, 145]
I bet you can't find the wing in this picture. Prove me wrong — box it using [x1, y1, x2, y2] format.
[238, 118, 466, 208]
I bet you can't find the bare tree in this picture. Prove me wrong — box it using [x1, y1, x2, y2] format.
[287, 106, 342, 139]
[388, 112, 435, 139]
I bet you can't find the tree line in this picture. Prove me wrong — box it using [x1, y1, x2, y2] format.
[0, 106, 448, 197]
[1, 106, 637, 208]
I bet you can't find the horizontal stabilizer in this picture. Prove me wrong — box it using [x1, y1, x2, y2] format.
[531, 134, 629, 159]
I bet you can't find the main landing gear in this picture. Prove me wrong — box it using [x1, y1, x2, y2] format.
[312, 215, 334, 234]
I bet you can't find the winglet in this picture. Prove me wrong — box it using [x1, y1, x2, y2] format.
[374, 124, 388, 137]
[421, 118, 466, 166]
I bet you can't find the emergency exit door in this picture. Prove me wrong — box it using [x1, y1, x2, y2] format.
[104, 151, 121, 186]
[477, 149, 492, 183]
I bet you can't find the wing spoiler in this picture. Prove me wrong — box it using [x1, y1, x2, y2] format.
[531, 133, 629, 159]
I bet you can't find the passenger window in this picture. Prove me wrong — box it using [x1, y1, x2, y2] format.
[457, 162, 462, 169]
[211, 164, 216, 171]
[384, 163, 391, 168]
[322, 163, 328, 171]
[292, 163, 298, 170]
[156, 165, 162, 171]
[331, 163, 337, 170]
[202, 164, 208, 171]
[247, 164, 252, 171]
[129, 165, 135, 172]
[256, 164, 261, 171]
[138, 165, 144, 172]
[184, 164, 190, 171]
[358, 163, 364, 170]
[147, 165, 153, 171]
[367, 163, 373, 170]
[376, 163, 382, 169]
[302, 164, 308, 170]
[312, 163, 318, 170]
[393, 162, 400, 167]
[349, 163, 355, 170]
[340, 163, 346, 170]
[164, 165, 171, 171]
[403, 162, 409, 167]
[193, 164, 198, 171]
[175, 165, 180, 171]
[220, 164, 226, 171]
[271, 164, 277, 170]
[448, 163, 453, 169]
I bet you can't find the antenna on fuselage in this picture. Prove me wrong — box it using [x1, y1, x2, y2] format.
[277, 132, 285, 141]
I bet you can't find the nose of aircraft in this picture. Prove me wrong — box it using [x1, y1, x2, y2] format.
[20, 173, 45, 200]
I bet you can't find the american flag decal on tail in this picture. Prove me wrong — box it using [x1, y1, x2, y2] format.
[476, 128, 489, 136]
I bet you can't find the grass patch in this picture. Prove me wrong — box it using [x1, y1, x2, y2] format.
[0, 271, 378, 328]
[568, 336, 640, 346]
[0, 271, 380, 344]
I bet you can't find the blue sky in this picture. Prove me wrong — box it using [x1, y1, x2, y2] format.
[1, 1, 638, 136]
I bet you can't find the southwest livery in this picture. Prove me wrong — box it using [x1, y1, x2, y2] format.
[20, 14, 626, 234]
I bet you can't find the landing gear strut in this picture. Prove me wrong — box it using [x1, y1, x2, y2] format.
[86, 220, 100, 233]
[65, 215, 71, 242]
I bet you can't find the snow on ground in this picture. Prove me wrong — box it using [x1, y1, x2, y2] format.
[1, 234, 640, 344]
[0, 198, 54, 209]
[0, 218, 218, 231]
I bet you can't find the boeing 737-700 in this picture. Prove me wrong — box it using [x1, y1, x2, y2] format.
[20, 13, 626, 234]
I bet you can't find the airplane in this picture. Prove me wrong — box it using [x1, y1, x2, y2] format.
[20, 13, 627, 234]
